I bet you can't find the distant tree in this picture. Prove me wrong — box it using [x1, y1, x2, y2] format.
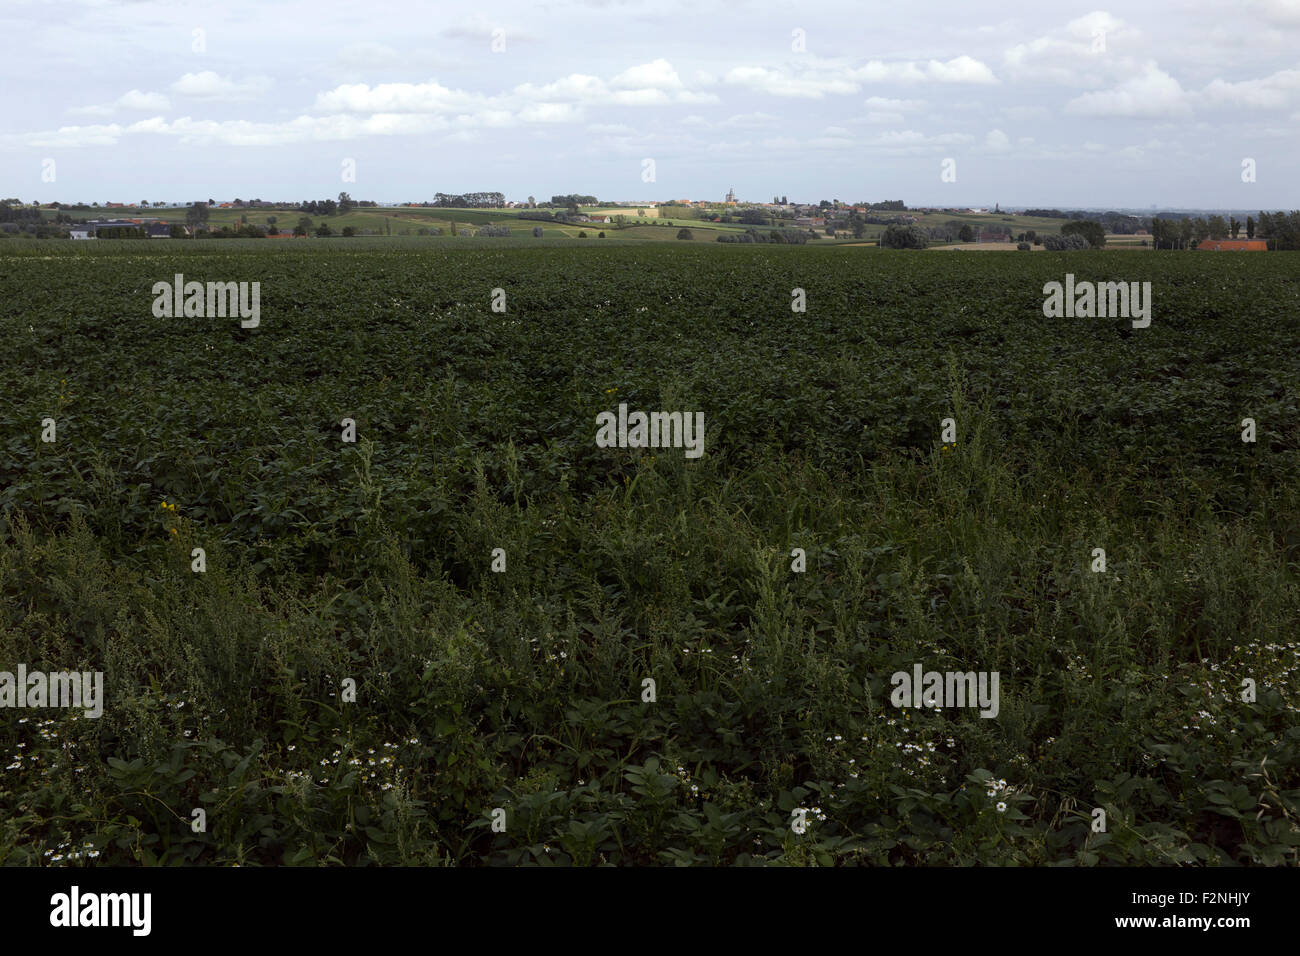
[315, 223, 333, 236]
[958, 224, 974, 242]
[1061, 219, 1106, 248]
[1017, 242, 1031, 251]
[1041, 233, 1089, 251]
[527, 196, 535, 207]
[1229, 216, 1241, 238]
[598, 231, 605, 238]
[532, 226, 543, 237]
[880, 224, 928, 249]
[676, 227, 693, 240]
[293, 224, 307, 237]
[1207, 215, 1229, 240]
[338, 192, 355, 215]
[185, 202, 210, 230]
[1246, 215, 1256, 239]
[342, 226, 355, 237]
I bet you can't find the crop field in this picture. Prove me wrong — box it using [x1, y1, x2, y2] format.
[1, 241, 1298, 866]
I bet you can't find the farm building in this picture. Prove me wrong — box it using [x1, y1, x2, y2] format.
[1198, 239, 1267, 251]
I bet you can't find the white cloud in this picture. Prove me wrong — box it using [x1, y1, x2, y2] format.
[725, 56, 993, 99]
[849, 56, 997, 84]
[983, 128, 1011, 151]
[69, 89, 171, 117]
[611, 59, 682, 89]
[316, 62, 712, 116]
[1004, 11, 1136, 84]
[171, 72, 272, 101]
[117, 89, 170, 111]
[1201, 67, 1300, 109]
[863, 96, 925, 111]
[518, 102, 583, 122]
[724, 66, 858, 98]
[1065, 64, 1191, 117]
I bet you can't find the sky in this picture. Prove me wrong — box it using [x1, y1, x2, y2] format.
[3, 0, 1299, 209]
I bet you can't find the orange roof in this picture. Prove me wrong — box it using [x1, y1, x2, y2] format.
[1198, 239, 1266, 251]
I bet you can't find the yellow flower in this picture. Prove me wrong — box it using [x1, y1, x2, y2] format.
[170, 528, 178, 535]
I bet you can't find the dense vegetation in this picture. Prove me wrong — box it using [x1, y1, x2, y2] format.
[1, 241, 1297, 866]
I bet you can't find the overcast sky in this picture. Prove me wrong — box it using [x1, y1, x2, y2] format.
[3, 0, 1299, 208]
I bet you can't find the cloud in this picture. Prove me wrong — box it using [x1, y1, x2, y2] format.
[1065, 64, 1191, 117]
[171, 72, 272, 101]
[69, 89, 171, 116]
[1200, 67, 1300, 109]
[724, 66, 858, 98]
[316, 61, 713, 115]
[849, 56, 997, 84]
[1251, 0, 1300, 27]
[1004, 11, 1137, 84]
[611, 58, 682, 89]
[725, 56, 994, 99]
[21, 122, 126, 147]
[863, 96, 925, 111]
[983, 128, 1011, 151]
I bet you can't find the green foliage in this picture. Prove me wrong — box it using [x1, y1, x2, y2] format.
[1, 243, 1298, 866]
[1061, 220, 1106, 248]
[880, 224, 929, 249]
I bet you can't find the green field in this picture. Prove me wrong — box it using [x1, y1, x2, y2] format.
[2, 241, 1297, 866]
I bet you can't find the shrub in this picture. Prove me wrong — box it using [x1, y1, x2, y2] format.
[676, 228, 694, 240]
[1017, 242, 1031, 251]
[532, 226, 544, 238]
[1061, 219, 1106, 248]
[1041, 233, 1090, 251]
[578, 231, 587, 238]
[880, 224, 929, 249]
[598, 232, 605, 238]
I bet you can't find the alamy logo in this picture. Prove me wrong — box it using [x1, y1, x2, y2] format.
[50, 886, 151, 936]
[595, 403, 704, 458]
[1042, 273, 1151, 328]
[0, 665, 103, 718]
[152, 273, 260, 327]
[890, 665, 1000, 718]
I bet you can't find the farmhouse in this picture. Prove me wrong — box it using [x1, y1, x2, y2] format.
[1198, 239, 1266, 251]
